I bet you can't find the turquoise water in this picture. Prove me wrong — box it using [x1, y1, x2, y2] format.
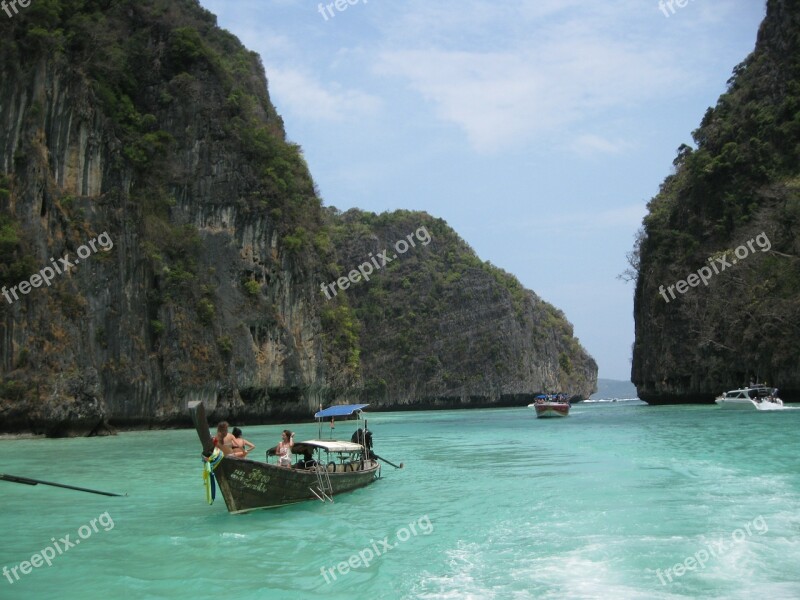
[2, 401, 799, 599]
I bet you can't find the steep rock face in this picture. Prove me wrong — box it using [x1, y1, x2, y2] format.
[325, 209, 597, 407]
[0, 0, 595, 434]
[0, 0, 332, 433]
[632, 0, 800, 404]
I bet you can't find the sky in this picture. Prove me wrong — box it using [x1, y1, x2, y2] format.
[199, 0, 767, 381]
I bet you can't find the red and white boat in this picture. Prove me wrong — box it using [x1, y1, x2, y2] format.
[528, 394, 570, 418]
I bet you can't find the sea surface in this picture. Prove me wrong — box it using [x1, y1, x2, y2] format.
[2, 401, 799, 599]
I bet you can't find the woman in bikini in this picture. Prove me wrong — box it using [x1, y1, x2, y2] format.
[230, 427, 256, 458]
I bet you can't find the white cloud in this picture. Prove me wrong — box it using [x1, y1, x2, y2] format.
[569, 134, 632, 157]
[372, 0, 720, 152]
[507, 204, 648, 236]
[265, 67, 381, 122]
[547, 204, 648, 232]
[377, 37, 685, 152]
[586, 204, 648, 229]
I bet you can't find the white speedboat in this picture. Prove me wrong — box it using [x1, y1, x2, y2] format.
[715, 384, 784, 410]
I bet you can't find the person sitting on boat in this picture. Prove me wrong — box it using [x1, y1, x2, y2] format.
[230, 427, 255, 458]
[275, 430, 294, 467]
[293, 448, 317, 470]
[212, 421, 235, 455]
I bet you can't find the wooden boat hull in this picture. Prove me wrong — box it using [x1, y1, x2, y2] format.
[214, 457, 379, 514]
[532, 403, 570, 418]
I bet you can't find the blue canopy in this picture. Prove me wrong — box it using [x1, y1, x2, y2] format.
[314, 404, 369, 419]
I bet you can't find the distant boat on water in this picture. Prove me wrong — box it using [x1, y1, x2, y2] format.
[528, 394, 570, 418]
[715, 384, 785, 411]
[583, 397, 642, 403]
[590, 378, 638, 401]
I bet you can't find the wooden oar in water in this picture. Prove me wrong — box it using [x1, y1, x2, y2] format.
[361, 419, 403, 469]
[0, 473, 125, 497]
[373, 454, 404, 469]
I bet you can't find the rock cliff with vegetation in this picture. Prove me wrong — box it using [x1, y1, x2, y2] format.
[632, 0, 800, 404]
[0, 0, 595, 435]
[324, 208, 596, 409]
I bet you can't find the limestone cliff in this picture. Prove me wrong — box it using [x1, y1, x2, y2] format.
[325, 208, 597, 409]
[632, 0, 800, 404]
[0, 0, 595, 435]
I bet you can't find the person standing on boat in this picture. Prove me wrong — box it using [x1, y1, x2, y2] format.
[230, 427, 255, 458]
[275, 430, 294, 467]
[213, 421, 235, 455]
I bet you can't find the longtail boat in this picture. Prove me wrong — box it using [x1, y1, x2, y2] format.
[189, 401, 384, 514]
[528, 393, 571, 418]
